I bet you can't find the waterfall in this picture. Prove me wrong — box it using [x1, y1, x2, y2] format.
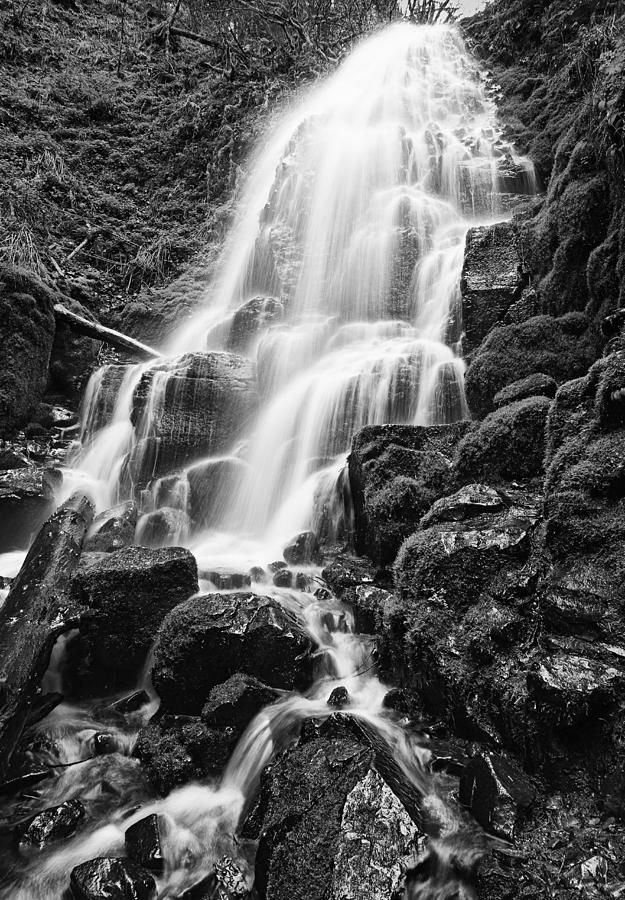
[64, 22, 534, 561]
[4, 24, 536, 899]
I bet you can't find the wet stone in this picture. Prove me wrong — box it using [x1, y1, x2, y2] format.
[459, 750, 535, 842]
[327, 686, 350, 708]
[92, 733, 118, 756]
[249, 566, 266, 583]
[125, 813, 165, 873]
[106, 690, 150, 716]
[201, 673, 280, 729]
[70, 857, 156, 900]
[419, 483, 505, 529]
[527, 653, 625, 727]
[201, 569, 252, 590]
[272, 568, 293, 588]
[283, 530, 322, 566]
[15, 798, 85, 848]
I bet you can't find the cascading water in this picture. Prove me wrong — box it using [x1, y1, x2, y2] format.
[2, 21, 534, 900]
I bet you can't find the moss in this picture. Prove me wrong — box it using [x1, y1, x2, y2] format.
[454, 397, 551, 484]
[465, 314, 598, 418]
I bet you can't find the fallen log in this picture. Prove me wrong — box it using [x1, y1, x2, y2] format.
[0, 493, 94, 778]
[53, 304, 161, 360]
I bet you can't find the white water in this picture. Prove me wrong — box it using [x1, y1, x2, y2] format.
[3, 21, 533, 899]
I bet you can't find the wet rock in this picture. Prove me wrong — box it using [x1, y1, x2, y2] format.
[84, 501, 138, 552]
[152, 592, 314, 713]
[0, 466, 62, 551]
[283, 531, 321, 566]
[267, 560, 286, 573]
[349, 584, 393, 633]
[187, 457, 249, 531]
[527, 653, 625, 727]
[420, 483, 505, 528]
[125, 814, 165, 873]
[459, 750, 535, 841]
[460, 221, 525, 353]
[227, 295, 284, 352]
[464, 312, 597, 418]
[25, 691, 64, 726]
[93, 733, 118, 755]
[15, 798, 85, 847]
[72, 547, 198, 685]
[321, 554, 375, 595]
[136, 507, 190, 547]
[272, 568, 293, 588]
[0, 265, 56, 434]
[81, 364, 131, 436]
[245, 726, 420, 900]
[294, 572, 314, 591]
[454, 397, 551, 483]
[201, 569, 252, 590]
[34, 402, 78, 429]
[126, 353, 257, 487]
[348, 423, 470, 565]
[493, 372, 557, 408]
[425, 739, 469, 777]
[202, 674, 280, 729]
[70, 857, 156, 900]
[327, 686, 349, 708]
[0, 443, 31, 470]
[134, 715, 237, 794]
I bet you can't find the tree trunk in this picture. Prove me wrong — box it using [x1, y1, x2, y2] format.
[53, 304, 161, 360]
[0, 493, 94, 777]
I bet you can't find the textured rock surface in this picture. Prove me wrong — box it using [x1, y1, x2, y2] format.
[348, 423, 470, 565]
[459, 751, 535, 841]
[125, 352, 257, 487]
[152, 592, 315, 712]
[460, 222, 525, 353]
[201, 674, 280, 729]
[0, 266, 56, 434]
[72, 547, 198, 683]
[84, 501, 138, 552]
[226, 295, 284, 352]
[15, 798, 85, 847]
[0, 466, 62, 551]
[493, 372, 557, 408]
[70, 857, 156, 900]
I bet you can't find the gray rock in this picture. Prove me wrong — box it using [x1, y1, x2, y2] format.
[459, 750, 534, 841]
[420, 484, 504, 528]
[136, 507, 189, 548]
[15, 798, 85, 848]
[125, 352, 257, 488]
[187, 456, 248, 530]
[460, 222, 525, 353]
[227, 295, 284, 352]
[152, 592, 315, 712]
[200, 569, 252, 590]
[125, 814, 165, 873]
[283, 531, 321, 566]
[70, 857, 156, 900]
[201, 673, 280, 728]
[84, 501, 138, 552]
[527, 653, 625, 727]
[0, 466, 62, 551]
[72, 547, 198, 683]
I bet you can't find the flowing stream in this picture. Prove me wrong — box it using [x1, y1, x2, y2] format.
[1, 21, 534, 899]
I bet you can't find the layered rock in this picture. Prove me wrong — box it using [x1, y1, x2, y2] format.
[152, 592, 315, 713]
[72, 546, 198, 687]
[348, 423, 470, 566]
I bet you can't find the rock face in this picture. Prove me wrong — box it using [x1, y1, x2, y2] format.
[348, 423, 470, 565]
[459, 750, 535, 841]
[244, 721, 420, 900]
[15, 798, 85, 847]
[70, 857, 156, 900]
[227, 295, 284, 352]
[464, 312, 597, 418]
[0, 466, 62, 551]
[72, 547, 198, 684]
[152, 592, 315, 713]
[124, 352, 257, 488]
[0, 265, 56, 434]
[84, 501, 138, 552]
[187, 457, 248, 530]
[460, 222, 526, 353]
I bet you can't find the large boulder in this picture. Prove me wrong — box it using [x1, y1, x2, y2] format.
[124, 352, 257, 488]
[460, 222, 526, 353]
[464, 313, 598, 418]
[226, 295, 284, 352]
[243, 721, 420, 900]
[0, 265, 56, 434]
[348, 423, 470, 566]
[152, 592, 315, 713]
[0, 466, 62, 551]
[186, 456, 249, 530]
[72, 547, 198, 686]
[453, 396, 551, 484]
[70, 857, 156, 900]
